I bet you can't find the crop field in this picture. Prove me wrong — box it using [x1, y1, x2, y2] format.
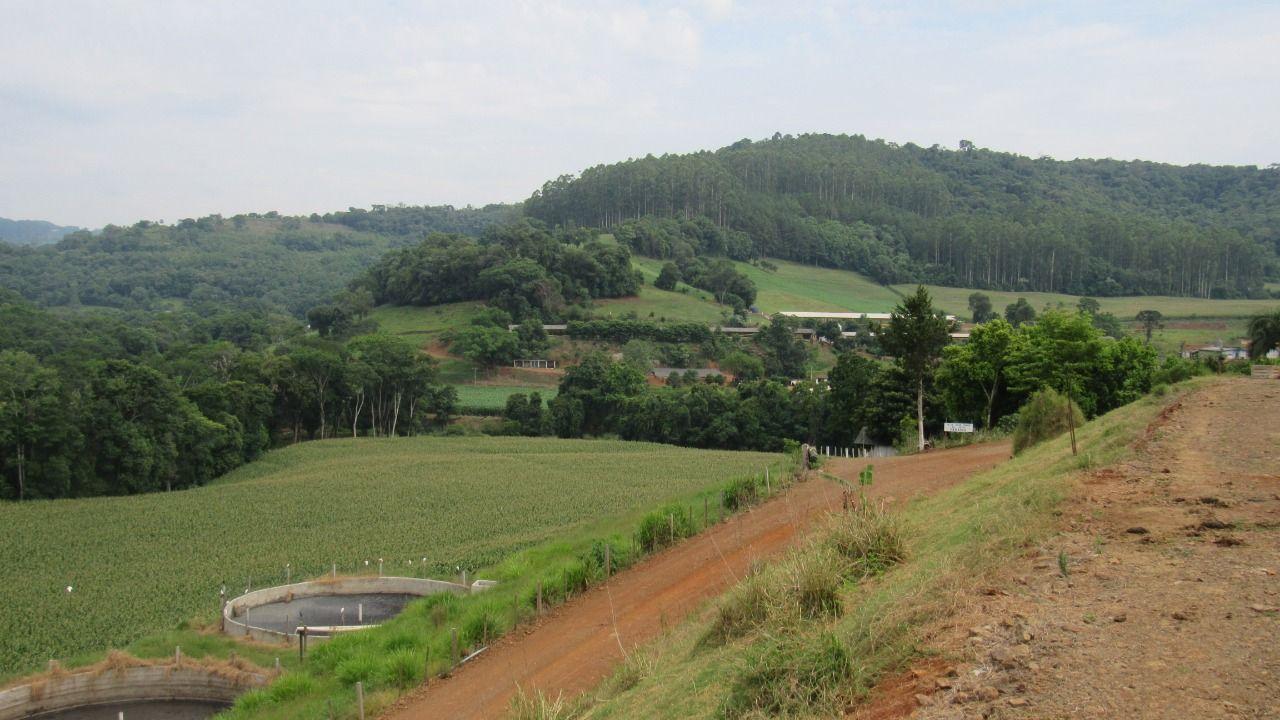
[0, 437, 778, 678]
[899, 283, 1280, 321]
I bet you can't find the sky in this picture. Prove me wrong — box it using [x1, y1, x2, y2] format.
[1, 1, 1278, 228]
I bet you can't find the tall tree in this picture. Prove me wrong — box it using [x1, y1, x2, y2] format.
[880, 286, 952, 451]
[1135, 310, 1163, 344]
[1247, 309, 1280, 360]
[1004, 298, 1037, 327]
[937, 318, 1015, 429]
[1007, 311, 1105, 455]
[756, 315, 810, 378]
[968, 292, 994, 323]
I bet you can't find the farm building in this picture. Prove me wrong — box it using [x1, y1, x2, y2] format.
[778, 310, 958, 322]
[513, 359, 557, 369]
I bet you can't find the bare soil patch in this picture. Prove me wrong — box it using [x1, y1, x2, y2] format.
[870, 378, 1280, 720]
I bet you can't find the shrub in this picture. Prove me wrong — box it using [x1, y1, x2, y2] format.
[721, 632, 852, 717]
[1012, 388, 1084, 454]
[722, 475, 759, 511]
[381, 648, 423, 689]
[334, 653, 379, 686]
[461, 610, 498, 646]
[635, 503, 695, 552]
[1151, 356, 1208, 385]
[826, 502, 907, 577]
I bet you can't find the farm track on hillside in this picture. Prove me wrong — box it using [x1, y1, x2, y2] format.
[383, 441, 1012, 720]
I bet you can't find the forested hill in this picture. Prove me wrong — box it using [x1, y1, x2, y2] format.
[0, 205, 513, 317]
[0, 217, 81, 246]
[523, 133, 1280, 298]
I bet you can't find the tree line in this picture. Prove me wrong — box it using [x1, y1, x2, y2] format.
[0, 293, 455, 500]
[497, 288, 1185, 454]
[523, 133, 1279, 298]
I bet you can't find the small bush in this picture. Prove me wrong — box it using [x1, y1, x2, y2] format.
[381, 648, 422, 689]
[995, 410, 1020, 434]
[721, 632, 852, 717]
[827, 503, 907, 577]
[334, 653, 379, 686]
[1151, 383, 1168, 397]
[508, 687, 585, 720]
[461, 611, 498, 646]
[1012, 388, 1085, 454]
[264, 672, 319, 702]
[722, 476, 758, 511]
[636, 504, 695, 552]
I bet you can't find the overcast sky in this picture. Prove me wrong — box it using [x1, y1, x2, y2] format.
[2, 1, 1277, 228]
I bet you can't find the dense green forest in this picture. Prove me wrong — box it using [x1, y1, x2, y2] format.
[0, 292, 455, 500]
[524, 133, 1280, 298]
[356, 220, 642, 318]
[0, 206, 511, 316]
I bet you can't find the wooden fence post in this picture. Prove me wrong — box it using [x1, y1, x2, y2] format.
[356, 681, 365, 720]
[537, 580, 543, 615]
[604, 544, 611, 578]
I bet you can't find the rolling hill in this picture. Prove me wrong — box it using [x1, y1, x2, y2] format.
[0, 216, 80, 246]
[524, 133, 1280, 298]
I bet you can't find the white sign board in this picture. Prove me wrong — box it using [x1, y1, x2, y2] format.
[944, 422, 975, 433]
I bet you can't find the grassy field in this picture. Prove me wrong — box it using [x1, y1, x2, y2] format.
[570, 380, 1214, 719]
[734, 258, 903, 314]
[0, 437, 778, 679]
[1122, 317, 1253, 355]
[370, 301, 486, 337]
[454, 384, 558, 409]
[899, 283, 1280, 321]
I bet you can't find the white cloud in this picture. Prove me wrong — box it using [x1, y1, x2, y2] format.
[0, 1, 1276, 227]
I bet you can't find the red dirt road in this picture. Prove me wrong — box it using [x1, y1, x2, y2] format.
[383, 441, 1011, 720]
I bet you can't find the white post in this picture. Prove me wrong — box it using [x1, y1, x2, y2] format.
[378, 558, 383, 576]
[356, 681, 365, 720]
[358, 603, 363, 624]
[331, 563, 336, 579]
[286, 564, 291, 584]
[462, 570, 468, 590]
[175, 646, 181, 664]
[340, 607, 346, 626]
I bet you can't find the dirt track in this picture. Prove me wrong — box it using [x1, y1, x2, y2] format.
[882, 377, 1280, 720]
[383, 441, 1011, 720]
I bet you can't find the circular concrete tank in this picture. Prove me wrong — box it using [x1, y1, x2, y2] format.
[0, 659, 267, 720]
[223, 576, 490, 642]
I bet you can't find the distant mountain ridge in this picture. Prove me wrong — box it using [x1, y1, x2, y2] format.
[0, 217, 81, 246]
[524, 133, 1280, 298]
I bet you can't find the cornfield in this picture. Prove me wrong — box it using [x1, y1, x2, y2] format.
[0, 436, 777, 678]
